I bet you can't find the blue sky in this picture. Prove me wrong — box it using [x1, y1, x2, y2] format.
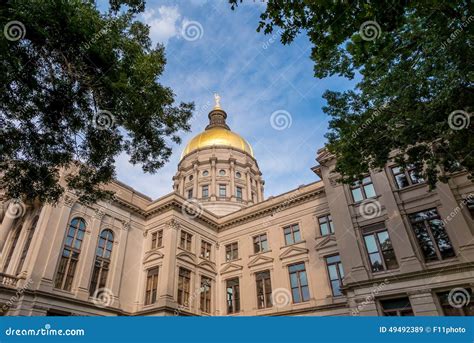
[112, 0, 357, 199]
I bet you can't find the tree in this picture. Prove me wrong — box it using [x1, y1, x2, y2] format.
[231, 0, 473, 187]
[1, 0, 194, 205]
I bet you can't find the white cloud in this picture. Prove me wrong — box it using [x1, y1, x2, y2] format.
[142, 6, 181, 45]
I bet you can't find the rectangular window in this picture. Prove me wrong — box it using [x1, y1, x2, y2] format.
[253, 233, 269, 253]
[187, 189, 193, 199]
[437, 289, 474, 316]
[145, 267, 159, 305]
[326, 255, 344, 297]
[256, 270, 272, 309]
[200, 240, 212, 260]
[202, 185, 209, 199]
[391, 165, 424, 189]
[177, 268, 191, 306]
[350, 176, 376, 202]
[219, 184, 226, 197]
[318, 215, 334, 236]
[236, 186, 242, 200]
[380, 297, 414, 316]
[226, 278, 240, 314]
[225, 242, 239, 262]
[289, 263, 310, 303]
[408, 209, 455, 262]
[200, 276, 212, 313]
[151, 230, 162, 249]
[180, 231, 193, 251]
[363, 227, 398, 272]
[283, 224, 301, 245]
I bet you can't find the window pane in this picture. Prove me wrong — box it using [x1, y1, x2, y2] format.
[364, 183, 376, 198]
[412, 222, 438, 261]
[299, 271, 308, 286]
[328, 265, 338, 280]
[377, 231, 392, 251]
[284, 233, 293, 245]
[293, 229, 301, 243]
[290, 273, 298, 288]
[395, 174, 409, 188]
[364, 234, 378, 253]
[369, 253, 384, 272]
[292, 288, 301, 303]
[331, 280, 342, 296]
[381, 249, 398, 269]
[320, 223, 329, 236]
[301, 286, 310, 301]
[429, 219, 454, 258]
[352, 188, 363, 202]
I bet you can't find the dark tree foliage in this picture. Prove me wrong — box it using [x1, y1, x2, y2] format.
[231, 0, 473, 187]
[1, 0, 194, 204]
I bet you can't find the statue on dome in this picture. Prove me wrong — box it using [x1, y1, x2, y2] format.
[213, 92, 221, 109]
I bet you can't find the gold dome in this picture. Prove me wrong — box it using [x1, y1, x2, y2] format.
[181, 127, 254, 159]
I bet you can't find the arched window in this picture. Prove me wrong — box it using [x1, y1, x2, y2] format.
[54, 217, 86, 291]
[2, 220, 24, 272]
[15, 216, 39, 275]
[89, 229, 114, 296]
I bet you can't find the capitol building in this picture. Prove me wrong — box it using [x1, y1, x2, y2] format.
[0, 98, 473, 316]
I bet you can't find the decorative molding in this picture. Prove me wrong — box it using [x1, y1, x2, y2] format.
[143, 251, 164, 264]
[198, 260, 217, 273]
[315, 235, 338, 251]
[219, 262, 243, 275]
[94, 208, 106, 220]
[248, 255, 274, 268]
[176, 251, 197, 264]
[279, 245, 309, 260]
[62, 194, 77, 208]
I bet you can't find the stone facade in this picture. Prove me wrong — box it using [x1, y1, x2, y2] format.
[0, 106, 472, 317]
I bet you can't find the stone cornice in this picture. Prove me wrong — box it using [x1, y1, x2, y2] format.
[109, 181, 326, 232]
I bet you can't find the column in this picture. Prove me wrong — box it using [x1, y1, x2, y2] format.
[230, 160, 235, 200]
[179, 174, 185, 197]
[193, 164, 198, 197]
[159, 219, 179, 303]
[246, 168, 252, 203]
[0, 202, 20, 252]
[75, 210, 103, 299]
[256, 179, 263, 203]
[210, 158, 217, 200]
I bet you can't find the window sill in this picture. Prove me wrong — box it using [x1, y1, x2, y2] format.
[222, 257, 241, 265]
[350, 195, 381, 207]
[393, 182, 427, 193]
[280, 240, 306, 249]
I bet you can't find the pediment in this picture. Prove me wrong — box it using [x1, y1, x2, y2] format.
[315, 235, 337, 251]
[143, 251, 164, 263]
[198, 260, 216, 273]
[176, 251, 197, 264]
[279, 245, 309, 260]
[248, 255, 274, 268]
[220, 262, 243, 275]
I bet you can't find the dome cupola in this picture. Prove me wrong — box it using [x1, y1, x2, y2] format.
[174, 94, 264, 216]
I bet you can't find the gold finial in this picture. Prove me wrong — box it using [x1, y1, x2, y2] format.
[213, 92, 221, 109]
